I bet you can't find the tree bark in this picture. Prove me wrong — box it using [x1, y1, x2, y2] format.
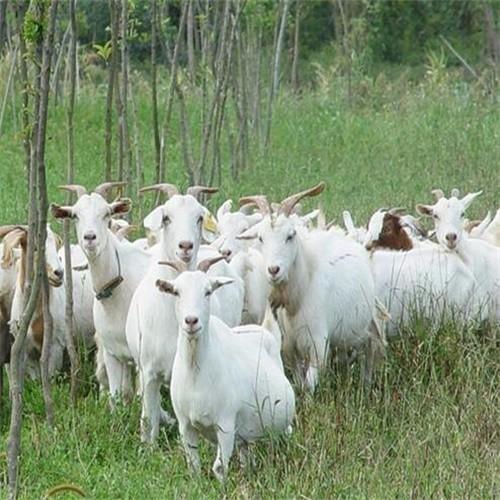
[65, 0, 79, 405]
[187, 0, 196, 82]
[291, 0, 301, 92]
[120, 0, 131, 191]
[8, 1, 59, 497]
[273, 0, 290, 95]
[0, 0, 8, 54]
[105, 0, 119, 181]
[151, 0, 160, 186]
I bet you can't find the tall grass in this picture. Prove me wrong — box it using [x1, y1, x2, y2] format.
[0, 72, 498, 497]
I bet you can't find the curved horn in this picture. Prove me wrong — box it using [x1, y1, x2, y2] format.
[59, 184, 88, 199]
[239, 201, 257, 215]
[197, 255, 225, 273]
[0, 225, 28, 239]
[388, 207, 406, 215]
[279, 182, 326, 216]
[94, 181, 127, 198]
[431, 189, 444, 201]
[157, 260, 186, 273]
[450, 188, 460, 198]
[186, 186, 218, 200]
[239, 195, 270, 215]
[139, 183, 179, 199]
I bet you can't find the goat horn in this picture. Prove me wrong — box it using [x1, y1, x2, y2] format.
[0, 225, 28, 239]
[157, 260, 186, 273]
[239, 195, 270, 215]
[450, 188, 460, 198]
[197, 255, 225, 273]
[388, 207, 406, 215]
[139, 183, 179, 199]
[186, 186, 218, 200]
[59, 184, 88, 199]
[431, 189, 444, 201]
[239, 201, 257, 215]
[94, 182, 127, 198]
[279, 182, 326, 216]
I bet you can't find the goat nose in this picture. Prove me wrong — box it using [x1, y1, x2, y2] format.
[268, 265, 280, 276]
[446, 233, 457, 243]
[84, 232, 96, 241]
[179, 240, 194, 251]
[184, 316, 199, 327]
[54, 269, 64, 279]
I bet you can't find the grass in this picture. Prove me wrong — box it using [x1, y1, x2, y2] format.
[0, 71, 499, 498]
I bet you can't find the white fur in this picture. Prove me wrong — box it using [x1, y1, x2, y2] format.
[160, 270, 295, 481]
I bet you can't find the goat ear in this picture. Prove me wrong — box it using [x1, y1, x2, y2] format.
[236, 226, 259, 241]
[209, 277, 234, 293]
[461, 191, 482, 210]
[51, 203, 73, 219]
[415, 204, 434, 217]
[301, 209, 320, 226]
[155, 279, 177, 295]
[217, 199, 232, 222]
[1, 230, 26, 269]
[143, 206, 164, 232]
[109, 198, 131, 216]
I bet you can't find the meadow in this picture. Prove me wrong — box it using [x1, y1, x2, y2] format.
[0, 74, 499, 498]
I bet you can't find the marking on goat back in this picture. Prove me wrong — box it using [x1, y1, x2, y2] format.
[329, 253, 357, 268]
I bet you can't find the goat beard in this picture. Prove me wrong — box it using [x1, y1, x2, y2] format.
[269, 282, 290, 311]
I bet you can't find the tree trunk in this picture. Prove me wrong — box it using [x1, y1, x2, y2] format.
[151, 0, 161, 186]
[187, 0, 196, 82]
[291, 0, 301, 92]
[273, 0, 291, 95]
[8, 1, 59, 497]
[483, 2, 500, 74]
[105, 0, 119, 181]
[0, 0, 8, 54]
[65, 0, 79, 405]
[120, 0, 131, 191]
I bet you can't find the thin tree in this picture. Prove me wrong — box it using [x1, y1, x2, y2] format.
[290, 0, 301, 92]
[105, 0, 119, 181]
[64, 0, 79, 405]
[120, 0, 131, 192]
[7, 0, 59, 496]
[187, 0, 196, 82]
[151, 0, 161, 186]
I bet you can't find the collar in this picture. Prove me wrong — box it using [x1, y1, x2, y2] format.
[95, 249, 124, 301]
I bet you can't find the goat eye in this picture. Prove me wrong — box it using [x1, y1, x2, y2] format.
[198, 216, 204, 225]
[286, 232, 296, 242]
[205, 290, 212, 297]
[460, 212, 465, 218]
[163, 215, 171, 224]
[432, 214, 438, 220]
[258, 236, 263, 243]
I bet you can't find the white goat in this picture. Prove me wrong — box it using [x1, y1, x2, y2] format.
[126, 183, 240, 442]
[416, 190, 500, 322]
[214, 200, 268, 324]
[51, 182, 151, 399]
[156, 269, 295, 482]
[238, 184, 385, 392]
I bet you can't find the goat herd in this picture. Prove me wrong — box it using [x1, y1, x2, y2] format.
[0, 181, 498, 480]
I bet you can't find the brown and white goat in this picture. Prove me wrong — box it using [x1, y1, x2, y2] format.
[0, 225, 66, 378]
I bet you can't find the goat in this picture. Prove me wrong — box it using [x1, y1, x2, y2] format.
[238, 184, 385, 392]
[214, 200, 268, 324]
[2, 225, 66, 378]
[417, 190, 500, 322]
[156, 268, 295, 482]
[126, 183, 236, 443]
[51, 182, 151, 400]
[364, 208, 430, 251]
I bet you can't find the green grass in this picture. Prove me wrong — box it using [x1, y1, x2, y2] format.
[0, 73, 499, 498]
